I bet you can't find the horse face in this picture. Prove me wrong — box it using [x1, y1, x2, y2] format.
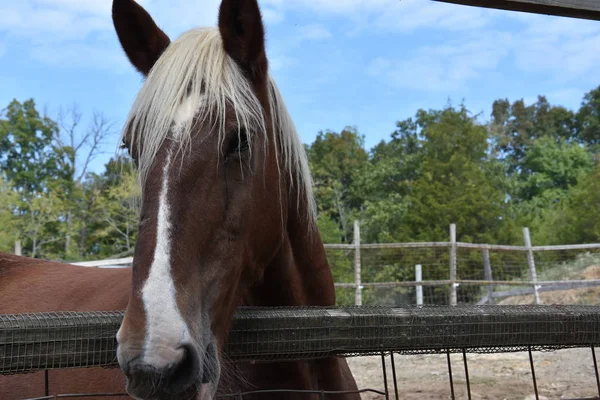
[111, 1, 284, 398]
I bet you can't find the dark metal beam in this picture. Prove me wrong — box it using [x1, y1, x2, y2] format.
[433, 0, 600, 21]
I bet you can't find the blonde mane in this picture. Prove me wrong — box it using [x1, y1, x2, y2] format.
[121, 27, 316, 225]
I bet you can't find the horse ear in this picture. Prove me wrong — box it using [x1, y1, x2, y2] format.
[218, 0, 268, 83]
[112, 0, 171, 76]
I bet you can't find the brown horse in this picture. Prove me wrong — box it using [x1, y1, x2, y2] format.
[111, 0, 358, 398]
[1, 0, 360, 398]
[0, 252, 130, 399]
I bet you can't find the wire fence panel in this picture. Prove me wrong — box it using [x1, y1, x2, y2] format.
[355, 246, 450, 306]
[3, 305, 600, 375]
[324, 247, 355, 305]
[0, 312, 120, 375]
[49, 224, 600, 306]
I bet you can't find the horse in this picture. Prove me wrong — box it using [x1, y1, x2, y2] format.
[111, 0, 359, 398]
[0, 252, 131, 399]
[0, 0, 360, 398]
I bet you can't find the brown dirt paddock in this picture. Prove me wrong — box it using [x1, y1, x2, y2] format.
[346, 347, 600, 399]
[342, 264, 600, 399]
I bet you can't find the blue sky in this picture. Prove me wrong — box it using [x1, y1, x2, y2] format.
[1, 0, 600, 175]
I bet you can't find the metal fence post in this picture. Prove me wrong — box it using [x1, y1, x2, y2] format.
[449, 224, 457, 306]
[482, 249, 494, 304]
[523, 227, 541, 305]
[415, 264, 423, 306]
[354, 220, 362, 306]
[14, 240, 21, 256]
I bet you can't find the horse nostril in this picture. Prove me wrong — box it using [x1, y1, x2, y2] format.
[168, 344, 200, 392]
[125, 345, 200, 398]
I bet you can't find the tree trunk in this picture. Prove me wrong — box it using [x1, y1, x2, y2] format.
[65, 211, 72, 256]
[32, 231, 37, 258]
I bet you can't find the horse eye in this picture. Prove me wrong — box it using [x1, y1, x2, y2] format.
[226, 128, 250, 155]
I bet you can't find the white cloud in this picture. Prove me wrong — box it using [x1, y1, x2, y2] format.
[296, 24, 331, 40]
[262, 7, 285, 24]
[365, 5, 600, 92]
[261, 0, 391, 17]
[0, 0, 221, 70]
[367, 32, 513, 91]
[269, 54, 297, 71]
[262, 0, 494, 33]
[0, 0, 491, 76]
[508, 16, 600, 84]
[546, 88, 587, 108]
[34, 0, 113, 16]
[144, 0, 220, 37]
[3, 0, 599, 91]
[30, 42, 129, 72]
[514, 35, 600, 79]
[373, 0, 492, 33]
[0, 2, 111, 41]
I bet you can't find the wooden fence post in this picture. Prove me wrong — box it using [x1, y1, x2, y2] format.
[14, 240, 21, 256]
[415, 264, 423, 306]
[449, 223, 457, 306]
[523, 227, 541, 305]
[354, 220, 362, 306]
[482, 249, 494, 305]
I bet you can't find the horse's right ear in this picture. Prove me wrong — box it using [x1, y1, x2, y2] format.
[112, 0, 171, 76]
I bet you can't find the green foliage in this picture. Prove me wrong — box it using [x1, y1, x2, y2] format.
[0, 176, 17, 252]
[307, 127, 369, 242]
[0, 99, 66, 193]
[357, 104, 509, 246]
[0, 99, 69, 257]
[540, 166, 600, 244]
[3, 83, 600, 304]
[516, 137, 594, 201]
[577, 86, 600, 149]
[0, 99, 132, 260]
[400, 105, 507, 244]
[490, 96, 577, 173]
[94, 160, 141, 257]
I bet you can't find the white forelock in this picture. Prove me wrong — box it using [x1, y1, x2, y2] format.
[121, 27, 315, 224]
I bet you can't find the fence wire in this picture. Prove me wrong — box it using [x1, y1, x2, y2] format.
[62, 237, 600, 307]
[14, 347, 600, 400]
[3, 305, 600, 375]
[325, 241, 600, 307]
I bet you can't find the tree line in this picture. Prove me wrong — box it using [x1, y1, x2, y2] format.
[1, 85, 599, 263]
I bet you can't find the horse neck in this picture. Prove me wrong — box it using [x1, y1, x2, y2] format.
[244, 190, 336, 307]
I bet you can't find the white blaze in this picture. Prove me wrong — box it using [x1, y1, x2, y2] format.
[141, 149, 190, 368]
[173, 94, 203, 137]
[139, 95, 201, 367]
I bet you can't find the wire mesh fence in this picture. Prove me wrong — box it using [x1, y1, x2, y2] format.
[64, 223, 600, 307]
[322, 224, 600, 307]
[3, 306, 600, 399]
[13, 225, 600, 398]
[4, 305, 600, 375]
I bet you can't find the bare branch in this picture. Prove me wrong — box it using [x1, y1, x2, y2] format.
[77, 112, 114, 182]
[37, 237, 61, 246]
[57, 104, 83, 152]
[103, 215, 130, 241]
[55, 104, 115, 183]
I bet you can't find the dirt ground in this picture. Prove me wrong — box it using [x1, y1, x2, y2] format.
[346, 348, 599, 400]
[342, 264, 600, 399]
[499, 265, 600, 306]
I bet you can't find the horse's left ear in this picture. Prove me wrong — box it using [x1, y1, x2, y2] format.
[218, 0, 268, 83]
